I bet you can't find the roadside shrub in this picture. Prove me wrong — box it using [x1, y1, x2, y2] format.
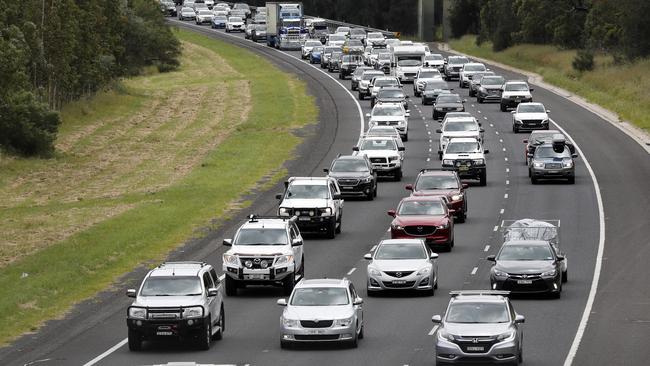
[572, 49, 595, 72]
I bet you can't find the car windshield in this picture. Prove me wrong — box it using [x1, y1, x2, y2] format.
[498, 244, 554, 261]
[397, 200, 445, 215]
[426, 54, 444, 61]
[235, 228, 288, 245]
[290, 287, 349, 306]
[505, 83, 529, 91]
[234, 3, 248, 10]
[419, 71, 439, 79]
[437, 95, 462, 103]
[199, 10, 211, 15]
[447, 302, 510, 323]
[425, 81, 448, 90]
[375, 243, 427, 259]
[378, 53, 391, 60]
[446, 141, 480, 153]
[229, 17, 242, 22]
[449, 57, 469, 65]
[362, 72, 382, 80]
[481, 76, 505, 85]
[360, 139, 396, 150]
[350, 29, 365, 35]
[215, 16, 227, 21]
[415, 176, 459, 190]
[286, 184, 329, 199]
[368, 126, 398, 135]
[331, 159, 369, 172]
[312, 46, 323, 52]
[375, 79, 398, 87]
[398, 59, 422, 67]
[373, 106, 403, 116]
[464, 64, 486, 71]
[325, 47, 339, 53]
[379, 90, 405, 99]
[140, 276, 202, 296]
[337, 27, 350, 33]
[368, 33, 383, 39]
[255, 25, 266, 30]
[330, 35, 346, 42]
[182, 7, 193, 12]
[305, 41, 322, 47]
[347, 40, 363, 46]
[534, 146, 571, 158]
[444, 121, 478, 132]
[518, 104, 546, 113]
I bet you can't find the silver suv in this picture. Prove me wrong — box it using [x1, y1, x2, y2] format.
[126, 262, 225, 351]
[277, 278, 364, 348]
[222, 215, 305, 296]
[432, 290, 524, 365]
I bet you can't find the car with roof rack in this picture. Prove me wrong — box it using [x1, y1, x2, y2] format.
[528, 137, 578, 184]
[126, 262, 224, 351]
[222, 215, 305, 296]
[324, 155, 377, 200]
[366, 125, 402, 141]
[353, 135, 405, 181]
[367, 102, 410, 141]
[406, 169, 468, 223]
[432, 290, 524, 365]
[387, 196, 455, 251]
[441, 137, 489, 186]
[523, 130, 575, 165]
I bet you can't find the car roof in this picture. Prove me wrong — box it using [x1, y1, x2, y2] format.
[334, 155, 366, 162]
[530, 129, 561, 136]
[297, 278, 349, 288]
[239, 219, 288, 229]
[503, 240, 551, 246]
[444, 117, 477, 123]
[451, 295, 508, 304]
[149, 262, 208, 277]
[288, 177, 330, 185]
[400, 195, 446, 203]
[379, 238, 425, 246]
[419, 169, 458, 177]
[505, 80, 528, 84]
[448, 137, 479, 143]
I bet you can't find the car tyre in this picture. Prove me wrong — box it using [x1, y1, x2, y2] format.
[403, 133, 408, 142]
[335, 215, 342, 234]
[280, 339, 292, 349]
[282, 272, 296, 295]
[513, 124, 519, 133]
[358, 324, 364, 339]
[213, 307, 225, 340]
[394, 169, 403, 181]
[479, 172, 487, 186]
[562, 270, 568, 283]
[349, 327, 359, 348]
[325, 220, 336, 239]
[456, 212, 466, 223]
[197, 320, 211, 350]
[531, 176, 538, 185]
[500, 102, 507, 112]
[225, 276, 238, 296]
[478, 96, 484, 103]
[128, 329, 142, 351]
[568, 176, 575, 184]
[358, 92, 364, 100]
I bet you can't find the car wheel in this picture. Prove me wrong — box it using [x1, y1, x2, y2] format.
[335, 215, 342, 234]
[280, 339, 292, 349]
[456, 212, 466, 223]
[562, 270, 568, 283]
[568, 176, 575, 184]
[349, 326, 359, 348]
[479, 172, 487, 186]
[225, 276, 238, 296]
[358, 92, 364, 100]
[128, 329, 142, 351]
[513, 124, 519, 133]
[394, 169, 402, 181]
[500, 103, 507, 112]
[403, 133, 408, 142]
[213, 307, 224, 340]
[358, 323, 364, 339]
[518, 347, 523, 364]
[478, 96, 484, 103]
[531, 176, 538, 184]
[366, 189, 374, 201]
[325, 220, 336, 239]
[438, 151, 442, 160]
[283, 273, 296, 295]
[197, 320, 211, 350]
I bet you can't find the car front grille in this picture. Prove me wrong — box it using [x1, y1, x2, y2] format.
[239, 256, 275, 269]
[522, 119, 542, 125]
[382, 280, 416, 288]
[454, 159, 474, 167]
[147, 308, 182, 320]
[384, 271, 415, 278]
[287, 208, 318, 217]
[370, 157, 388, 164]
[337, 178, 360, 186]
[455, 337, 499, 353]
[405, 73, 416, 77]
[294, 334, 340, 341]
[300, 320, 333, 328]
[545, 163, 563, 169]
[404, 225, 436, 236]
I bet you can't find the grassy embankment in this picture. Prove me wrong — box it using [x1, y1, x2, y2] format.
[450, 35, 649, 131]
[0, 28, 317, 344]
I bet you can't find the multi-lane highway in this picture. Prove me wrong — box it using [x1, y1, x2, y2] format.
[2, 15, 649, 366]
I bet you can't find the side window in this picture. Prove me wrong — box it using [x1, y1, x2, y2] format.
[210, 268, 220, 285]
[203, 272, 214, 291]
[329, 182, 337, 197]
[349, 284, 358, 300]
[288, 226, 296, 241]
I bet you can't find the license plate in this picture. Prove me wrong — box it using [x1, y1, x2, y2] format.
[299, 217, 311, 221]
[458, 166, 469, 172]
[517, 280, 533, 284]
[467, 346, 484, 352]
[156, 331, 173, 336]
[392, 280, 406, 284]
[547, 170, 559, 174]
[308, 329, 325, 334]
[246, 274, 267, 280]
[341, 186, 354, 190]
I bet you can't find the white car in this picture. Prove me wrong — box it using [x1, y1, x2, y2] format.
[500, 80, 534, 111]
[511, 102, 550, 133]
[458, 62, 488, 88]
[424, 53, 445, 71]
[366, 102, 410, 141]
[195, 9, 214, 24]
[327, 34, 347, 48]
[353, 136, 405, 181]
[204, 0, 214, 9]
[301, 40, 323, 59]
[225, 16, 244, 32]
[212, 8, 228, 16]
[366, 125, 402, 140]
[366, 32, 386, 47]
[413, 67, 443, 96]
[178, 6, 196, 21]
[441, 137, 489, 186]
[437, 117, 484, 159]
[369, 76, 401, 100]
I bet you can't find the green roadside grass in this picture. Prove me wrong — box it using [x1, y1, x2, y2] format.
[449, 35, 650, 132]
[0, 28, 317, 344]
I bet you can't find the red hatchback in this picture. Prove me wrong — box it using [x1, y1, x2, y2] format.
[388, 196, 455, 251]
[406, 169, 468, 223]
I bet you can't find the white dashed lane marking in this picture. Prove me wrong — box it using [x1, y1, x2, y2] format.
[429, 325, 439, 336]
[484, 245, 490, 252]
[471, 267, 478, 275]
[347, 268, 356, 276]
[500, 208, 505, 214]
[493, 226, 499, 232]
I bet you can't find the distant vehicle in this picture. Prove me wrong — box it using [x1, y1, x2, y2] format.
[225, 16, 244, 32]
[437, 116, 484, 160]
[443, 55, 469, 80]
[424, 53, 445, 70]
[366, 125, 402, 140]
[232, 2, 251, 17]
[375, 52, 392, 74]
[458, 62, 488, 88]
[349, 28, 367, 43]
[126, 262, 225, 351]
[366, 32, 386, 47]
[353, 136, 405, 180]
[266, 2, 306, 50]
[366, 102, 410, 141]
[339, 54, 364, 79]
[309, 18, 329, 43]
[392, 45, 427, 83]
[178, 7, 197, 21]
[309, 45, 324, 64]
[327, 34, 347, 48]
[335, 26, 351, 36]
[301, 39, 323, 59]
[467, 71, 495, 97]
[511, 102, 550, 133]
[357, 70, 384, 99]
[160, 0, 177, 17]
[369, 76, 401, 103]
[523, 130, 574, 165]
[441, 137, 489, 186]
[432, 93, 466, 120]
[195, 9, 214, 25]
[421, 79, 452, 105]
[211, 15, 227, 29]
[528, 137, 578, 184]
[406, 169, 468, 222]
[342, 39, 365, 54]
[350, 66, 373, 91]
[278, 278, 364, 348]
[365, 239, 439, 295]
[387, 196, 455, 251]
[325, 154, 378, 200]
[373, 86, 409, 112]
[251, 24, 267, 42]
[500, 80, 533, 111]
[414, 67, 443, 97]
[475, 75, 506, 103]
[320, 45, 341, 69]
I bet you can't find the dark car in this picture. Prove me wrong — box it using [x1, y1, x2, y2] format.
[487, 240, 565, 298]
[373, 86, 409, 110]
[309, 46, 324, 64]
[406, 169, 468, 223]
[468, 72, 494, 97]
[528, 139, 578, 184]
[421, 79, 452, 105]
[443, 56, 469, 81]
[320, 46, 341, 69]
[523, 130, 575, 166]
[339, 54, 364, 79]
[433, 94, 466, 120]
[476, 75, 506, 103]
[350, 66, 373, 90]
[387, 196, 455, 251]
[325, 155, 377, 200]
[211, 15, 227, 29]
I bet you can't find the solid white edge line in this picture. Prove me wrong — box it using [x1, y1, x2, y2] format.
[429, 325, 439, 336]
[347, 267, 357, 276]
[554, 119, 606, 366]
[81, 338, 127, 366]
[371, 245, 377, 251]
[470, 267, 478, 275]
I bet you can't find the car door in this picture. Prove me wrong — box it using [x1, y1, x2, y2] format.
[349, 283, 363, 330]
[289, 224, 303, 272]
[202, 271, 218, 326]
[209, 268, 223, 311]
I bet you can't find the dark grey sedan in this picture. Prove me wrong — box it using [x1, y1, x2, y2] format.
[421, 80, 452, 105]
[433, 94, 466, 120]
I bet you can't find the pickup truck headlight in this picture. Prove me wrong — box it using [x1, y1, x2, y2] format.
[473, 159, 485, 165]
[443, 159, 453, 165]
[451, 194, 463, 201]
[541, 269, 557, 277]
[275, 255, 294, 266]
[279, 207, 291, 216]
[361, 176, 373, 183]
[388, 156, 399, 162]
[334, 316, 354, 327]
[129, 307, 146, 319]
[496, 330, 516, 342]
[542, 119, 549, 124]
[563, 160, 573, 168]
[514, 119, 523, 124]
[223, 254, 239, 266]
[283, 317, 299, 327]
[182, 306, 204, 319]
[319, 207, 332, 216]
[533, 162, 544, 168]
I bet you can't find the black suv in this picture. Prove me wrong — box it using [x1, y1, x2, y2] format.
[325, 155, 378, 200]
[339, 54, 364, 80]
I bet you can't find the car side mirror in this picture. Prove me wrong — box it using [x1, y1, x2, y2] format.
[275, 193, 283, 200]
[387, 209, 396, 217]
[277, 298, 287, 306]
[484, 149, 490, 154]
[547, 110, 551, 113]
[436, 129, 442, 133]
[126, 289, 137, 298]
[515, 314, 525, 324]
[486, 255, 496, 262]
[323, 168, 329, 174]
[556, 255, 565, 261]
[405, 95, 410, 99]
[352, 146, 359, 151]
[398, 146, 405, 151]
[462, 183, 468, 189]
[353, 297, 364, 305]
[208, 287, 219, 297]
[572, 154, 578, 158]
[529, 88, 534, 92]
[223, 238, 232, 246]
[480, 128, 485, 133]
[432, 315, 442, 323]
[292, 238, 303, 247]
[523, 139, 528, 143]
[448, 209, 456, 215]
[332, 194, 342, 200]
[405, 184, 413, 191]
[364, 253, 372, 260]
[405, 112, 410, 117]
[511, 111, 516, 114]
[430, 253, 439, 259]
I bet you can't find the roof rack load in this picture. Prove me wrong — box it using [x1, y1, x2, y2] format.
[247, 214, 297, 222]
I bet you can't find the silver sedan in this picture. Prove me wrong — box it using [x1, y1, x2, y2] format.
[365, 239, 438, 296]
[278, 278, 364, 348]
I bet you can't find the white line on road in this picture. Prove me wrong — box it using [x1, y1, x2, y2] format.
[82, 338, 127, 366]
[490, 123, 494, 127]
[504, 193, 509, 199]
[495, 131, 499, 135]
[484, 245, 490, 252]
[427, 158, 431, 162]
[506, 168, 510, 173]
[503, 147, 506, 152]
[477, 110, 482, 113]
[499, 139, 503, 143]
[483, 116, 488, 120]
[471, 267, 478, 275]
[347, 268, 357, 276]
[493, 226, 499, 232]
[506, 180, 510, 185]
[429, 325, 439, 336]
[500, 208, 505, 214]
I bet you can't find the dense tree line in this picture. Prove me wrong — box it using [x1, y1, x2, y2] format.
[450, 0, 650, 64]
[0, 0, 180, 156]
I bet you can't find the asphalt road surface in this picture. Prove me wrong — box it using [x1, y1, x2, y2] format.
[2, 18, 649, 366]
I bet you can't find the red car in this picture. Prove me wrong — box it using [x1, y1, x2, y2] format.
[405, 169, 468, 223]
[388, 196, 455, 251]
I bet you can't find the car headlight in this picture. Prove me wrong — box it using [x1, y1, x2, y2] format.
[443, 159, 453, 165]
[275, 254, 294, 266]
[563, 160, 573, 168]
[514, 119, 523, 124]
[320, 207, 332, 216]
[334, 316, 354, 327]
[496, 329, 516, 342]
[479, 87, 486, 92]
[391, 224, 403, 231]
[129, 307, 146, 319]
[541, 269, 557, 277]
[451, 194, 463, 201]
[438, 329, 455, 342]
[389, 156, 399, 162]
[182, 306, 204, 319]
[436, 221, 449, 229]
[456, 107, 464, 111]
[493, 269, 509, 278]
[279, 207, 290, 216]
[435, 107, 443, 111]
[223, 254, 239, 266]
[361, 176, 373, 183]
[369, 268, 381, 276]
[542, 119, 549, 124]
[533, 161, 544, 168]
[473, 159, 485, 165]
[283, 317, 299, 327]
[417, 266, 431, 275]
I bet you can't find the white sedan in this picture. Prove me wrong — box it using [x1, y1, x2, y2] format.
[225, 16, 244, 33]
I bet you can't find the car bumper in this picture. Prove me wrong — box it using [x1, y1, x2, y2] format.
[281, 324, 357, 343]
[372, 164, 401, 175]
[127, 316, 208, 339]
[391, 229, 452, 247]
[491, 275, 561, 294]
[514, 121, 549, 131]
[478, 90, 502, 100]
[531, 167, 574, 180]
[294, 215, 336, 231]
[223, 265, 294, 283]
[337, 181, 374, 196]
[442, 165, 486, 179]
[367, 272, 433, 292]
[436, 338, 519, 364]
[501, 97, 532, 107]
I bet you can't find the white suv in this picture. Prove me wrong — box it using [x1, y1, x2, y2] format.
[500, 80, 533, 111]
[354, 136, 405, 181]
[222, 215, 304, 296]
[436, 117, 484, 160]
[441, 137, 489, 186]
[511, 102, 550, 133]
[459, 62, 488, 88]
[366, 102, 410, 141]
[277, 177, 343, 239]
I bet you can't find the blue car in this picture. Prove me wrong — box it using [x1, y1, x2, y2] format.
[211, 16, 227, 29]
[310, 46, 323, 64]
